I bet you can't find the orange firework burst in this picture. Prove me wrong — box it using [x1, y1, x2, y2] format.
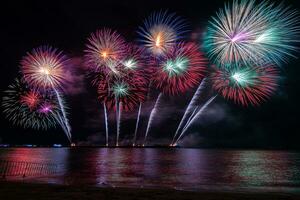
[20, 46, 68, 89]
[138, 11, 187, 56]
[85, 28, 127, 74]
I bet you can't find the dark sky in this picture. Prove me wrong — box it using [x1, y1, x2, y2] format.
[1, 0, 300, 149]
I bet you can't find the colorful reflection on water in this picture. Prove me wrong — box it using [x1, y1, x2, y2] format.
[0, 148, 299, 192]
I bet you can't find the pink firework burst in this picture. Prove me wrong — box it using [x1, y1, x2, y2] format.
[38, 101, 55, 114]
[211, 65, 280, 106]
[152, 42, 207, 95]
[85, 28, 128, 74]
[20, 46, 68, 90]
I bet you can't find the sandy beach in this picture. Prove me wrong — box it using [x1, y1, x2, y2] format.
[0, 181, 299, 200]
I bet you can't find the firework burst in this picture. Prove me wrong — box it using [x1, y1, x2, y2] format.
[211, 65, 279, 106]
[138, 10, 188, 56]
[152, 42, 207, 95]
[20, 46, 72, 141]
[85, 29, 128, 74]
[97, 72, 148, 112]
[203, 0, 300, 67]
[97, 71, 148, 146]
[20, 90, 40, 111]
[20, 46, 68, 89]
[2, 79, 60, 130]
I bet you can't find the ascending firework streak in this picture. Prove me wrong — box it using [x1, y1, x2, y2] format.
[179, 106, 199, 135]
[175, 65, 280, 144]
[133, 103, 142, 146]
[103, 103, 109, 146]
[115, 100, 122, 146]
[54, 89, 71, 140]
[171, 79, 207, 145]
[143, 93, 163, 146]
[174, 95, 217, 145]
[20, 46, 72, 142]
[52, 90, 71, 142]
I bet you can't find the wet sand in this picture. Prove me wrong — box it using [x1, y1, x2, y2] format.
[0, 181, 299, 200]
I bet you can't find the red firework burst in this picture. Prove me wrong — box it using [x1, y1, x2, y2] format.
[84, 28, 128, 74]
[211, 65, 279, 106]
[20, 91, 40, 110]
[152, 42, 207, 95]
[97, 71, 148, 112]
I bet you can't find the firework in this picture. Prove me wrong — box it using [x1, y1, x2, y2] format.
[121, 44, 153, 75]
[2, 79, 59, 130]
[143, 93, 163, 146]
[145, 43, 206, 145]
[20, 46, 72, 141]
[203, 0, 300, 67]
[97, 73, 147, 112]
[119, 44, 153, 146]
[20, 90, 40, 111]
[122, 45, 143, 71]
[152, 42, 207, 95]
[21, 46, 68, 89]
[138, 11, 188, 56]
[103, 103, 109, 146]
[211, 65, 279, 106]
[133, 103, 142, 146]
[174, 95, 217, 145]
[171, 78, 207, 145]
[97, 71, 147, 146]
[85, 29, 127, 74]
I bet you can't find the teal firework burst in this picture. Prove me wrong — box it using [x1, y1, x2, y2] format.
[211, 65, 279, 106]
[112, 82, 129, 98]
[203, 0, 300, 67]
[163, 56, 189, 77]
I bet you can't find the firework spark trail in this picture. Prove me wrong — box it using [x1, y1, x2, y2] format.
[115, 100, 119, 146]
[133, 103, 142, 146]
[177, 104, 200, 139]
[143, 93, 163, 146]
[55, 113, 71, 143]
[54, 89, 71, 142]
[103, 103, 109, 146]
[115, 100, 122, 146]
[175, 95, 217, 145]
[171, 79, 207, 144]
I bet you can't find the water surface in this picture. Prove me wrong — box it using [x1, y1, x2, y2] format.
[0, 148, 299, 192]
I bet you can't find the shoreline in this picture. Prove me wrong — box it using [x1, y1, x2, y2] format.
[1, 146, 300, 151]
[1, 181, 299, 200]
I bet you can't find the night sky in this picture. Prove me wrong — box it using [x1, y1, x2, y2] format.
[1, 0, 300, 149]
